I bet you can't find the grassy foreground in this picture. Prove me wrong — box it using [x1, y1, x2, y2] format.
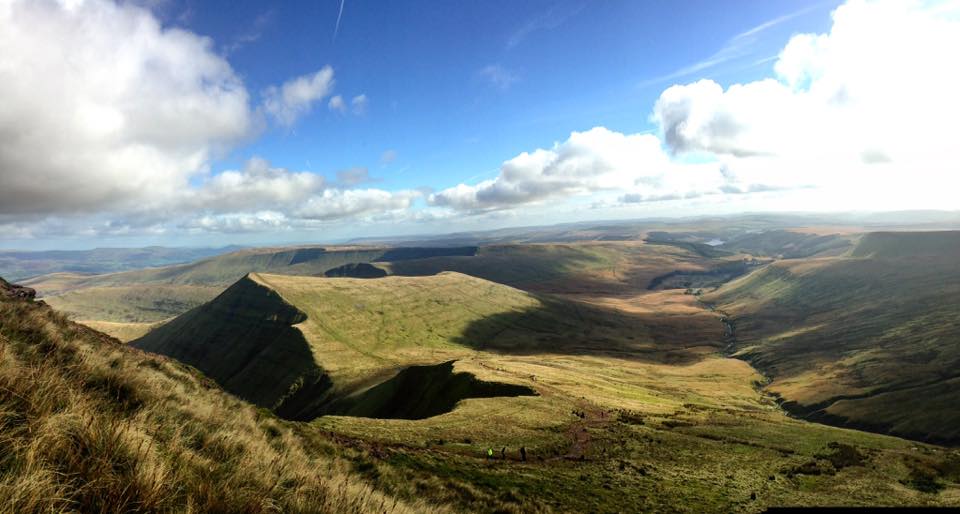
[0, 280, 436, 513]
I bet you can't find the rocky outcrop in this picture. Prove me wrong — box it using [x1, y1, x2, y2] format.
[0, 277, 36, 301]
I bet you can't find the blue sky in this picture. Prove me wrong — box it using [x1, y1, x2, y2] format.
[1, 0, 957, 249]
[183, 0, 837, 194]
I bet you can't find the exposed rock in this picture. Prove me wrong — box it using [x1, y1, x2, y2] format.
[0, 277, 36, 301]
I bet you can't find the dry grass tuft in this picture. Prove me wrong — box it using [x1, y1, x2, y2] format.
[0, 291, 439, 513]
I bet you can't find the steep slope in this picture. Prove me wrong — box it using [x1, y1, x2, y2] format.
[708, 231, 960, 443]
[850, 231, 960, 258]
[132, 275, 331, 412]
[134, 272, 598, 420]
[133, 271, 714, 421]
[0, 277, 430, 513]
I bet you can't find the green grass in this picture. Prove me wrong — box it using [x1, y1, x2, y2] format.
[130, 265, 960, 511]
[41, 284, 221, 323]
[0, 281, 437, 513]
[707, 232, 960, 443]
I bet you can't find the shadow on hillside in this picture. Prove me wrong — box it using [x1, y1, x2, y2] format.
[450, 296, 722, 365]
[318, 360, 537, 420]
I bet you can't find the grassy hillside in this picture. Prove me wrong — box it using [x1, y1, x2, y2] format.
[0, 278, 434, 513]
[385, 241, 730, 297]
[707, 231, 960, 443]
[26, 241, 724, 338]
[850, 231, 960, 258]
[42, 284, 221, 323]
[22, 246, 480, 330]
[134, 271, 694, 420]
[129, 270, 960, 510]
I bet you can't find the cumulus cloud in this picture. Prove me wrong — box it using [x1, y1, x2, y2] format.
[182, 157, 325, 213]
[171, 159, 419, 229]
[297, 189, 420, 221]
[262, 67, 336, 126]
[185, 211, 290, 234]
[0, 0, 254, 216]
[653, 0, 960, 197]
[0, 1, 422, 239]
[429, 127, 737, 213]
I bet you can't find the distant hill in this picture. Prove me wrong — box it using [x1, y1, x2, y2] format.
[26, 241, 722, 340]
[21, 245, 481, 333]
[0, 245, 243, 281]
[850, 231, 960, 258]
[708, 231, 960, 444]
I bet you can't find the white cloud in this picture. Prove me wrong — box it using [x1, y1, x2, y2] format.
[328, 94, 367, 116]
[328, 95, 347, 113]
[183, 157, 326, 213]
[185, 211, 290, 234]
[351, 94, 368, 115]
[479, 65, 519, 90]
[0, 1, 419, 239]
[262, 67, 336, 126]
[653, 0, 960, 203]
[297, 189, 420, 221]
[0, 0, 254, 216]
[429, 127, 738, 212]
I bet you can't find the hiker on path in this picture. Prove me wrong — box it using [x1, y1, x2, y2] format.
[501, 447, 506, 460]
[520, 446, 527, 462]
[487, 448, 493, 460]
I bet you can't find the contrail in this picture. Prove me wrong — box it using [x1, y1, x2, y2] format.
[333, 0, 346, 40]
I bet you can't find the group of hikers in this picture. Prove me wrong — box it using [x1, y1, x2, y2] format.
[487, 446, 527, 462]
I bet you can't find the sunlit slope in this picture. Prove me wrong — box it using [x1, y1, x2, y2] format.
[40, 284, 221, 323]
[386, 241, 729, 296]
[110, 270, 960, 510]
[23, 245, 476, 324]
[708, 231, 960, 443]
[134, 271, 690, 419]
[0, 278, 429, 513]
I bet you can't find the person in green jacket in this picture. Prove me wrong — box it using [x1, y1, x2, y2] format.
[487, 448, 493, 460]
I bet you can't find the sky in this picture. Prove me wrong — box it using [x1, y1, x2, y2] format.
[0, 0, 958, 249]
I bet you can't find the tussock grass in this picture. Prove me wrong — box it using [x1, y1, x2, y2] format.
[0, 293, 437, 513]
